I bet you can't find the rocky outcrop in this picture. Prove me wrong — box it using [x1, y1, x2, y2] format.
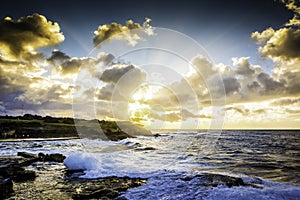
[0, 152, 148, 199]
[38, 153, 66, 162]
[182, 173, 263, 188]
[12, 170, 36, 182]
[0, 152, 68, 198]
[0, 178, 13, 199]
[63, 175, 147, 199]
[0, 156, 36, 199]
[0, 156, 36, 182]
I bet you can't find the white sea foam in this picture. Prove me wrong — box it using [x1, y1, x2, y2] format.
[121, 174, 300, 200]
[63, 152, 99, 171]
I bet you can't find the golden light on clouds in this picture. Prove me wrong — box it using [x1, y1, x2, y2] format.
[0, 1, 300, 129]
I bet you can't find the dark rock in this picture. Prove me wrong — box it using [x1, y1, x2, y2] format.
[135, 147, 156, 151]
[203, 173, 245, 187]
[19, 157, 39, 167]
[0, 157, 37, 182]
[64, 174, 147, 199]
[0, 158, 22, 177]
[153, 133, 161, 137]
[0, 178, 13, 199]
[42, 153, 66, 162]
[183, 173, 245, 188]
[17, 151, 38, 159]
[38, 152, 45, 158]
[12, 170, 36, 182]
[72, 188, 120, 199]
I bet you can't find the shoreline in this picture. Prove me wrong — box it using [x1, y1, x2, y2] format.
[0, 152, 147, 199]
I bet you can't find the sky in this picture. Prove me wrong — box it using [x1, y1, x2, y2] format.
[0, 0, 299, 129]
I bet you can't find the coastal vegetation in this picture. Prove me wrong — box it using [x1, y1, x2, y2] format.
[0, 114, 152, 141]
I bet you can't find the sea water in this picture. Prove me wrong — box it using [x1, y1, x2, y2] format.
[1, 130, 300, 199]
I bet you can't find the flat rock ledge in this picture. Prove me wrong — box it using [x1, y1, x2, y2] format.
[0, 151, 66, 199]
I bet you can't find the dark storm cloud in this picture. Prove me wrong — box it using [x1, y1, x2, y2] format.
[0, 14, 64, 59]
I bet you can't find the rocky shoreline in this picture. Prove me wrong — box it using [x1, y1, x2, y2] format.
[0, 152, 147, 199]
[0, 150, 266, 199]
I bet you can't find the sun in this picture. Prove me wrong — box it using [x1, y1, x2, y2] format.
[128, 85, 155, 126]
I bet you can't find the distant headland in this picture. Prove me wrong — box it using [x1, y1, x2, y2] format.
[0, 114, 152, 141]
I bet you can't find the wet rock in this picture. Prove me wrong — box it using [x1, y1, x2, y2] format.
[64, 174, 147, 199]
[12, 170, 36, 182]
[39, 153, 66, 162]
[0, 178, 13, 199]
[0, 157, 22, 177]
[19, 157, 40, 167]
[17, 151, 37, 159]
[135, 147, 156, 151]
[18, 152, 66, 165]
[153, 133, 161, 137]
[72, 188, 120, 199]
[202, 173, 245, 187]
[182, 173, 245, 188]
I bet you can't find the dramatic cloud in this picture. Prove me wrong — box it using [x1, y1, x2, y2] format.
[232, 57, 255, 77]
[150, 111, 181, 123]
[256, 72, 284, 94]
[0, 14, 64, 59]
[0, 10, 299, 128]
[225, 106, 249, 116]
[100, 64, 146, 84]
[0, 66, 28, 95]
[93, 18, 154, 46]
[17, 83, 74, 105]
[281, 0, 300, 26]
[60, 57, 100, 75]
[251, 28, 300, 61]
[181, 109, 199, 119]
[94, 64, 147, 102]
[271, 97, 300, 106]
[222, 77, 240, 95]
[251, 1, 300, 61]
[191, 55, 216, 78]
[96, 83, 125, 101]
[48, 51, 115, 77]
[47, 49, 70, 65]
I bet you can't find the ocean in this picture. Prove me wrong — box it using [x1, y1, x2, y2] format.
[1, 130, 300, 199]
